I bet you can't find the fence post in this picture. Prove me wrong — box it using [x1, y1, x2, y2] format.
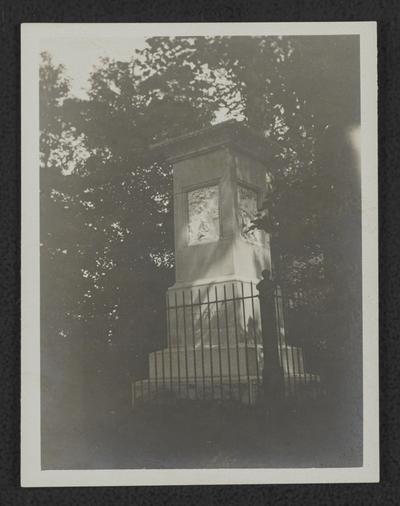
[257, 269, 285, 405]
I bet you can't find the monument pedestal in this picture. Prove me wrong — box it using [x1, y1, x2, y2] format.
[166, 279, 262, 349]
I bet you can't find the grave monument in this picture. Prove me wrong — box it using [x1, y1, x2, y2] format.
[132, 120, 316, 405]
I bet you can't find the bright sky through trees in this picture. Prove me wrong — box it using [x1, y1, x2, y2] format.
[40, 37, 147, 99]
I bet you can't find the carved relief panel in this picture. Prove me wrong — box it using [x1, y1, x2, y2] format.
[188, 185, 220, 245]
[237, 184, 263, 244]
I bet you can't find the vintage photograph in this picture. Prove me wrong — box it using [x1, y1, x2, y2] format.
[21, 23, 378, 486]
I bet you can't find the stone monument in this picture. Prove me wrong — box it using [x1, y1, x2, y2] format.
[132, 120, 317, 405]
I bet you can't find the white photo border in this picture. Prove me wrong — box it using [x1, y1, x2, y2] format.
[21, 21, 379, 487]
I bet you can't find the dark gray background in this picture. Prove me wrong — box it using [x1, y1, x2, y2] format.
[1, 0, 398, 504]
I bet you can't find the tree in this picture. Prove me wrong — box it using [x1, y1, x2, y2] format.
[40, 53, 95, 450]
[40, 42, 226, 424]
[40, 52, 90, 339]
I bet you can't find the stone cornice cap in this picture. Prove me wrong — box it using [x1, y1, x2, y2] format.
[150, 120, 280, 165]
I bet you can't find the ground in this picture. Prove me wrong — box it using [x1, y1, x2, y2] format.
[42, 396, 362, 470]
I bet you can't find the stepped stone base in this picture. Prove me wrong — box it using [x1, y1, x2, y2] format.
[146, 343, 314, 382]
[148, 344, 263, 381]
[132, 342, 321, 407]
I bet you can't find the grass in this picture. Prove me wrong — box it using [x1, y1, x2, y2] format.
[42, 396, 362, 470]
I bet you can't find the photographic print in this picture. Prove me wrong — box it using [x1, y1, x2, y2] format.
[21, 22, 378, 486]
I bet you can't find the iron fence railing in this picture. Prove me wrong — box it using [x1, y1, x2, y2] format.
[132, 281, 321, 406]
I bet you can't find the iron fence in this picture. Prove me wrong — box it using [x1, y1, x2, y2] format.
[132, 281, 322, 406]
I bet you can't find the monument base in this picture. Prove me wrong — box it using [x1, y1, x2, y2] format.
[131, 343, 321, 406]
[166, 277, 263, 350]
[132, 275, 321, 407]
[148, 343, 263, 381]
